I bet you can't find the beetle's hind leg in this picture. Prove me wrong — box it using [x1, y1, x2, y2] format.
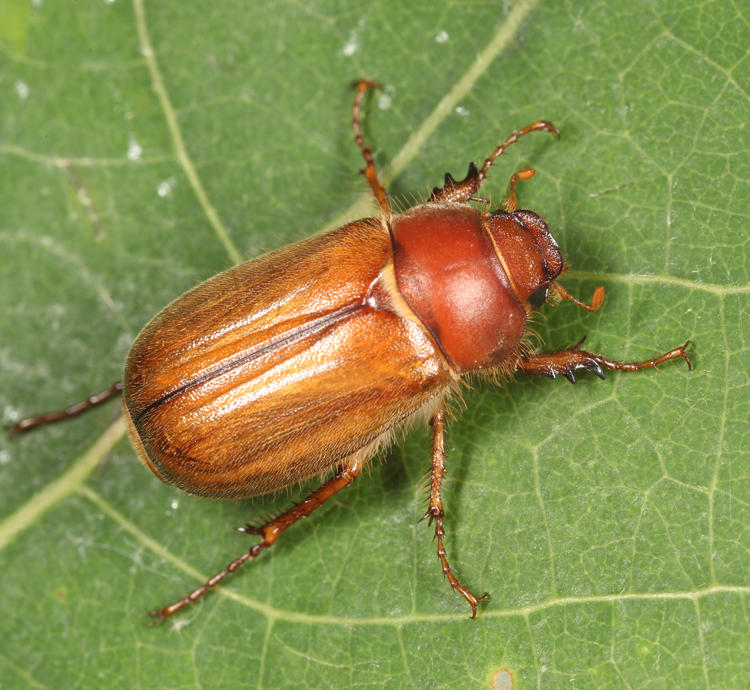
[352, 80, 392, 217]
[149, 460, 362, 623]
[9, 381, 124, 436]
[425, 403, 488, 618]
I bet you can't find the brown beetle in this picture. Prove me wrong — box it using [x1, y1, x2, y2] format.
[13, 81, 691, 622]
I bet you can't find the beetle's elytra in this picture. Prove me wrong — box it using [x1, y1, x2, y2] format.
[13, 81, 691, 622]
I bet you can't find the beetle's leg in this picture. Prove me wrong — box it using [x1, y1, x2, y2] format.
[429, 121, 560, 204]
[352, 80, 392, 217]
[9, 381, 124, 436]
[518, 339, 691, 383]
[425, 403, 488, 618]
[149, 460, 362, 623]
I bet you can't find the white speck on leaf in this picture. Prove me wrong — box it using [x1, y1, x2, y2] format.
[157, 178, 175, 197]
[77, 187, 92, 209]
[0, 449, 9, 465]
[127, 136, 143, 161]
[170, 499, 179, 511]
[377, 93, 392, 110]
[455, 105, 469, 117]
[341, 19, 365, 57]
[341, 33, 358, 56]
[15, 81, 30, 101]
[4, 404, 21, 422]
[171, 618, 192, 633]
[435, 30, 449, 43]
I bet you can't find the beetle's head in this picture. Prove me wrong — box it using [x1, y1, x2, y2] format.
[484, 209, 563, 311]
[484, 208, 605, 314]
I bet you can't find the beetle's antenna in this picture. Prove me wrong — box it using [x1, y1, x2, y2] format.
[553, 281, 605, 312]
[352, 80, 392, 218]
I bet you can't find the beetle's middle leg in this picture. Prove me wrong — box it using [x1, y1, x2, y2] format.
[425, 402, 488, 618]
[518, 339, 691, 383]
[352, 80, 392, 217]
[149, 460, 362, 623]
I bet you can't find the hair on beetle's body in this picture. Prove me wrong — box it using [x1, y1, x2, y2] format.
[12, 80, 691, 622]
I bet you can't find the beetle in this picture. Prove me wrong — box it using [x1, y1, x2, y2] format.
[13, 81, 691, 622]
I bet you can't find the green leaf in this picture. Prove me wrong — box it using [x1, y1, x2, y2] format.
[1, 0, 747, 687]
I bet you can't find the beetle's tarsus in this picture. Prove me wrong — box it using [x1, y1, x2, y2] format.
[149, 610, 166, 625]
[236, 523, 263, 535]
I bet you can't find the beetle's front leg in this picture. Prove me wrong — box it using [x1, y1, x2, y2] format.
[428, 120, 559, 204]
[518, 338, 691, 383]
[425, 403, 488, 618]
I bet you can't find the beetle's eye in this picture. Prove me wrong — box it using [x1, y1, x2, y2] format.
[528, 285, 548, 308]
